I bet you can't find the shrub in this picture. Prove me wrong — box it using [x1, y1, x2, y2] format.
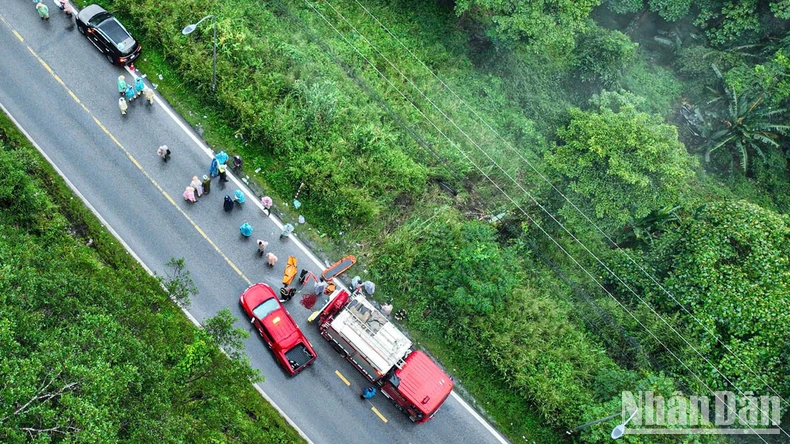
[546, 92, 696, 232]
[573, 26, 637, 88]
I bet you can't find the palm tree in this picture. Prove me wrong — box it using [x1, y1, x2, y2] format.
[702, 65, 790, 172]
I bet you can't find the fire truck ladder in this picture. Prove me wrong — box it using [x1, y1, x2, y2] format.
[345, 300, 408, 369]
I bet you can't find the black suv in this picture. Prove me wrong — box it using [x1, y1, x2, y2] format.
[76, 5, 141, 66]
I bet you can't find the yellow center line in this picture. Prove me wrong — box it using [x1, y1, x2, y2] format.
[1, 15, 252, 286]
[39, 59, 53, 74]
[334, 370, 350, 386]
[371, 406, 388, 423]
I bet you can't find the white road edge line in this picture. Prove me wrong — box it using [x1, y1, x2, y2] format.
[128, 68, 331, 273]
[0, 99, 313, 444]
[450, 391, 508, 443]
[128, 61, 506, 443]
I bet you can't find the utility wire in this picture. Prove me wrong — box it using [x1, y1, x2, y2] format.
[302, 0, 779, 438]
[349, 0, 790, 409]
[287, 0, 648, 370]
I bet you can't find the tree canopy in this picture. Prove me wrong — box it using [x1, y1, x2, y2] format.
[659, 200, 790, 394]
[545, 91, 695, 231]
[454, 0, 600, 53]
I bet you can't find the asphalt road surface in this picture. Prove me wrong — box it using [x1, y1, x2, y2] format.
[0, 4, 508, 444]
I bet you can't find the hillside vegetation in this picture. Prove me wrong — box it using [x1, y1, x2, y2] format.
[76, 0, 790, 441]
[0, 116, 303, 442]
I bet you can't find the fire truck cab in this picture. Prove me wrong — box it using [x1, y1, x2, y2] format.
[318, 290, 453, 423]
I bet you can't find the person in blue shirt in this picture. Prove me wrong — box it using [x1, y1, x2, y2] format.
[125, 85, 135, 102]
[360, 386, 377, 400]
[134, 77, 145, 98]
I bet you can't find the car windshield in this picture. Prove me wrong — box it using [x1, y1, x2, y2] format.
[88, 11, 112, 27]
[252, 298, 280, 320]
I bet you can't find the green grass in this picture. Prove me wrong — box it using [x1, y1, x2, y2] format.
[133, 50, 351, 260]
[413, 333, 561, 443]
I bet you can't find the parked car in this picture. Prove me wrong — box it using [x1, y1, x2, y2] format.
[76, 5, 141, 66]
[239, 283, 317, 376]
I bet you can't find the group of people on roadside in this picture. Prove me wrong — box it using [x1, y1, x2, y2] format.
[182, 174, 212, 203]
[162, 147, 285, 274]
[34, 0, 71, 20]
[117, 75, 154, 115]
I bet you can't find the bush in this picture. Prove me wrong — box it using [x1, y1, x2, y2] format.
[0, 148, 52, 229]
[573, 26, 638, 88]
[546, 92, 696, 232]
[371, 208, 634, 430]
[657, 200, 790, 395]
[622, 58, 683, 117]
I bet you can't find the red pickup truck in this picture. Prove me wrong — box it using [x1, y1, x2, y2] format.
[239, 283, 317, 376]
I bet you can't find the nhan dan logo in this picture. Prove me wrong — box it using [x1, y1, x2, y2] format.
[620, 391, 781, 435]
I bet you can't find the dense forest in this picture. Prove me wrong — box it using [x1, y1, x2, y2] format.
[20, 0, 790, 441]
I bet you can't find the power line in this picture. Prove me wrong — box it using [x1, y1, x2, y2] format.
[272, 0, 643, 367]
[349, 0, 790, 409]
[302, 0, 780, 438]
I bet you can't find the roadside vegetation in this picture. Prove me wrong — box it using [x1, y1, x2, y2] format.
[65, 0, 790, 441]
[0, 116, 303, 442]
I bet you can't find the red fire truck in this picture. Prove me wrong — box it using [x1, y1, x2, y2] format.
[317, 289, 454, 423]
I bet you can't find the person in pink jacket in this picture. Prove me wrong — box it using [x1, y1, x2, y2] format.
[266, 252, 278, 268]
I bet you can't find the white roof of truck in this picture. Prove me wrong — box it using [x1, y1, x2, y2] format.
[329, 291, 412, 373]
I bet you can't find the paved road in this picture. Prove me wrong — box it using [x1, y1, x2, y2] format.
[0, 4, 508, 444]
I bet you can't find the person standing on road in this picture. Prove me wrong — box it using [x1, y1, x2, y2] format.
[143, 87, 154, 105]
[218, 162, 228, 182]
[266, 252, 278, 267]
[279, 286, 295, 302]
[256, 239, 268, 257]
[117, 75, 127, 96]
[313, 277, 327, 296]
[134, 77, 145, 98]
[360, 387, 377, 400]
[35, 2, 49, 20]
[125, 85, 135, 103]
[280, 223, 294, 239]
[118, 97, 128, 115]
[261, 196, 272, 217]
[190, 176, 203, 199]
[183, 186, 196, 203]
[157, 145, 171, 162]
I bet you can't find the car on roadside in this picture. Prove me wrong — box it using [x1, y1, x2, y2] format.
[76, 5, 141, 66]
[239, 283, 317, 376]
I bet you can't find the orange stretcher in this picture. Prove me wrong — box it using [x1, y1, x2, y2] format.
[321, 255, 357, 281]
[282, 256, 298, 286]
